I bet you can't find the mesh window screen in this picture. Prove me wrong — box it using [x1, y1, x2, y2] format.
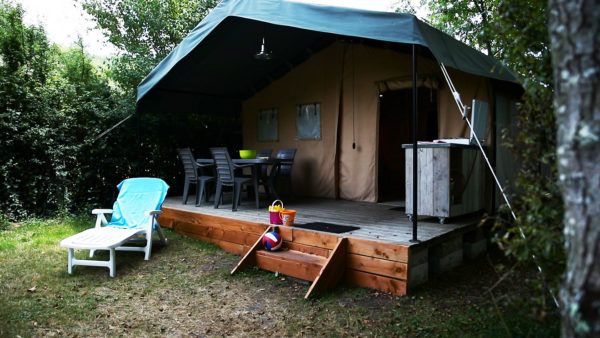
[258, 108, 278, 142]
[296, 103, 321, 140]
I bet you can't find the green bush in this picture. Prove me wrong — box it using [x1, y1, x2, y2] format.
[0, 2, 239, 220]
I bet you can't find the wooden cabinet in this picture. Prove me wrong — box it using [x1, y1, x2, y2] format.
[403, 143, 484, 224]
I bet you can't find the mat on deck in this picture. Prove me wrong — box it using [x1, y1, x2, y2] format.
[293, 222, 360, 234]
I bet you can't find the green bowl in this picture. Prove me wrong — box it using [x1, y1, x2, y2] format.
[239, 149, 256, 159]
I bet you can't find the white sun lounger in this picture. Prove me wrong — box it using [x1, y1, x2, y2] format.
[60, 178, 169, 277]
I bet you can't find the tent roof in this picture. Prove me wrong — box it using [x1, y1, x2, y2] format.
[136, 0, 518, 112]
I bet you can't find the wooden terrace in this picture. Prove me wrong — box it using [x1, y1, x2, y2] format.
[158, 196, 487, 298]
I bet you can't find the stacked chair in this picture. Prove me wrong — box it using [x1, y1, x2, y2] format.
[177, 147, 214, 206]
[210, 147, 259, 211]
[271, 148, 297, 197]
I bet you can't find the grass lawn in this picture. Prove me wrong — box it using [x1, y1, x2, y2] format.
[0, 217, 559, 337]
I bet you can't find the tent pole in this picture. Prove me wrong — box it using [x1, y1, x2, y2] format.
[410, 44, 420, 243]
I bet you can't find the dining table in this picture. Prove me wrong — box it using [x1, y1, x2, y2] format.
[196, 158, 282, 203]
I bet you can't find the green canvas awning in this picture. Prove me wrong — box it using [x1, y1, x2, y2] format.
[137, 0, 518, 114]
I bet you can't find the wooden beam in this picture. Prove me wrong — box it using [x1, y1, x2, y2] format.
[285, 241, 331, 258]
[346, 254, 407, 280]
[161, 207, 268, 234]
[305, 237, 348, 299]
[255, 250, 326, 281]
[345, 269, 407, 296]
[171, 220, 259, 246]
[291, 229, 340, 249]
[231, 226, 271, 275]
[347, 238, 409, 263]
[177, 230, 249, 256]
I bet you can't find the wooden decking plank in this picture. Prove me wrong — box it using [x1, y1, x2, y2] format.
[346, 254, 408, 280]
[177, 230, 248, 256]
[255, 249, 326, 281]
[347, 238, 409, 263]
[345, 269, 407, 296]
[305, 238, 347, 299]
[162, 207, 268, 234]
[291, 228, 340, 249]
[170, 220, 259, 246]
[284, 241, 331, 258]
[162, 197, 480, 246]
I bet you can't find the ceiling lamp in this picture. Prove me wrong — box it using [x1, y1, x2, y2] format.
[254, 37, 272, 60]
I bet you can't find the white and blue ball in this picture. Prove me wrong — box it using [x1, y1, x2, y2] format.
[262, 231, 283, 251]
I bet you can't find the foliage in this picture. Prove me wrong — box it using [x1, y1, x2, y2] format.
[79, 0, 241, 203]
[80, 0, 219, 94]
[0, 1, 239, 221]
[394, 0, 427, 15]
[428, 0, 500, 56]
[428, 0, 564, 309]
[0, 2, 130, 219]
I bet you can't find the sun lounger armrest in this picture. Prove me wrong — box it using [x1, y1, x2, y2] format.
[92, 209, 113, 215]
[147, 210, 162, 216]
[92, 209, 113, 228]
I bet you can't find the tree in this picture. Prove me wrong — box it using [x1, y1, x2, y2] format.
[394, 0, 426, 16]
[548, 0, 600, 336]
[0, 1, 130, 218]
[81, 0, 241, 199]
[428, 0, 500, 56]
[428, 0, 564, 308]
[81, 0, 218, 94]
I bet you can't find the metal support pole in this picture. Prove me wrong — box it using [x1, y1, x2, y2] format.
[410, 44, 419, 243]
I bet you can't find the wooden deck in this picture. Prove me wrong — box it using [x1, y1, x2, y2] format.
[158, 196, 487, 297]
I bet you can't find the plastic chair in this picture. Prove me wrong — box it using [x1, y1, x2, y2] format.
[270, 149, 297, 197]
[256, 149, 273, 194]
[210, 147, 259, 211]
[177, 148, 214, 206]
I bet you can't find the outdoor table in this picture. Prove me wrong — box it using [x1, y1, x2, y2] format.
[196, 158, 281, 202]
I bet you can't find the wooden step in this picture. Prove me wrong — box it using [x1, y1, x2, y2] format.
[230, 226, 348, 299]
[255, 249, 326, 281]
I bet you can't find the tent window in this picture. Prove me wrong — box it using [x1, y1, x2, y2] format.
[257, 108, 278, 142]
[296, 103, 321, 140]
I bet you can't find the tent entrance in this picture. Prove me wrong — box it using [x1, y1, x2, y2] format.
[377, 88, 438, 203]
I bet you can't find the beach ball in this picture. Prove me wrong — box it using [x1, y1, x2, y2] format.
[262, 231, 283, 251]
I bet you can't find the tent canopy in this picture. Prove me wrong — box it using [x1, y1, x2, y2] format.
[136, 0, 518, 114]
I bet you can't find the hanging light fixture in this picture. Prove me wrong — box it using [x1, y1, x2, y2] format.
[254, 36, 272, 60]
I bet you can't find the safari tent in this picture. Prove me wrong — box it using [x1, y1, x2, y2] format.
[136, 0, 520, 205]
[137, 0, 523, 297]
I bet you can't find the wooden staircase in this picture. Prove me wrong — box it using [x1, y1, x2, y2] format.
[231, 227, 347, 299]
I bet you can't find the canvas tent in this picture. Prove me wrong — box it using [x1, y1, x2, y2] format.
[137, 0, 521, 203]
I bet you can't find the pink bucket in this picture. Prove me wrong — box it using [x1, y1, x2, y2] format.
[269, 211, 283, 225]
[269, 200, 283, 225]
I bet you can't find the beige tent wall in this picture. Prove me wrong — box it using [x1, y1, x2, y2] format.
[337, 44, 439, 202]
[242, 42, 494, 202]
[242, 44, 343, 199]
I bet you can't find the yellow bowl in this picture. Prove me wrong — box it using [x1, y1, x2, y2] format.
[239, 149, 256, 159]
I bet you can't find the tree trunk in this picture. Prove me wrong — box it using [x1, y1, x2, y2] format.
[548, 0, 600, 336]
